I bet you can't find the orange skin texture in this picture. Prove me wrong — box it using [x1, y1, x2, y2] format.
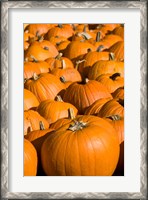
[84, 97, 112, 115]
[64, 41, 96, 60]
[24, 73, 65, 102]
[112, 25, 124, 39]
[112, 87, 124, 100]
[24, 89, 39, 111]
[24, 139, 38, 176]
[45, 24, 74, 39]
[98, 99, 124, 118]
[25, 40, 58, 61]
[24, 32, 35, 42]
[94, 34, 123, 50]
[88, 60, 124, 80]
[51, 68, 82, 83]
[96, 73, 124, 93]
[57, 40, 71, 52]
[105, 116, 124, 144]
[24, 61, 50, 79]
[37, 99, 78, 124]
[24, 110, 49, 135]
[108, 41, 124, 62]
[25, 24, 56, 37]
[63, 80, 112, 114]
[45, 36, 68, 46]
[41, 115, 120, 176]
[77, 51, 111, 77]
[45, 56, 74, 71]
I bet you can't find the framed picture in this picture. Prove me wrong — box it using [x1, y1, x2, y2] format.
[1, 0, 147, 199]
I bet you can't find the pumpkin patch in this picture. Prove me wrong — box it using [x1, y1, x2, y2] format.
[24, 23, 124, 176]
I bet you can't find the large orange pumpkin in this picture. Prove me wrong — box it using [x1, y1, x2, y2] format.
[24, 89, 39, 110]
[41, 115, 120, 176]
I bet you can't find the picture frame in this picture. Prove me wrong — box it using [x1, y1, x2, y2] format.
[1, 0, 147, 199]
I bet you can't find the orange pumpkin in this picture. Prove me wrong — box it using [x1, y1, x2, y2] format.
[24, 110, 49, 135]
[24, 73, 65, 102]
[96, 73, 124, 93]
[108, 41, 124, 61]
[41, 115, 120, 176]
[24, 89, 39, 110]
[37, 96, 78, 124]
[112, 87, 124, 100]
[24, 139, 38, 176]
[63, 79, 112, 114]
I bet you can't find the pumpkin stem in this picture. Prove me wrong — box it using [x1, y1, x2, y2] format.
[96, 45, 104, 52]
[96, 32, 101, 42]
[43, 46, 49, 50]
[33, 73, 39, 80]
[68, 120, 87, 132]
[55, 95, 63, 102]
[61, 59, 66, 69]
[58, 24, 63, 28]
[39, 121, 45, 130]
[55, 53, 63, 60]
[75, 59, 86, 69]
[83, 24, 87, 33]
[80, 32, 92, 40]
[30, 55, 38, 62]
[24, 30, 29, 33]
[24, 78, 28, 83]
[109, 52, 115, 60]
[38, 35, 44, 42]
[68, 108, 75, 120]
[110, 73, 121, 80]
[72, 24, 76, 31]
[60, 76, 66, 83]
[106, 115, 121, 121]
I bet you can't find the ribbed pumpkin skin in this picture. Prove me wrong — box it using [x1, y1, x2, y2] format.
[24, 73, 65, 102]
[64, 41, 96, 60]
[112, 87, 124, 100]
[24, 139, 38, 176]
[98, 99, 124, 118]
[96, 73, 124, 93]
[24, 110, 49, 135]
[108, 41, 124, 62]
[51, 68, 82, 83]
[84, 98, 111, 115]
[63, 80, 112, 114]
[25, 41, 58, 62]
[24, 61, 49, 79]
[88, 60, 124, 80]
[37, 99, 78, 124]
[24, 89, 39, 111]
[105, 116, 124, 144]
[112, 26, 124, 39]
[41, 115, 120, 176]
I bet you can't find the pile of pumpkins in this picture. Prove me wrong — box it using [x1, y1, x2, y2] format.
[24, 23, 124, 176]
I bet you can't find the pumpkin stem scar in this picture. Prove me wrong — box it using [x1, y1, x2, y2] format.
[68, 120, 87, 132]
